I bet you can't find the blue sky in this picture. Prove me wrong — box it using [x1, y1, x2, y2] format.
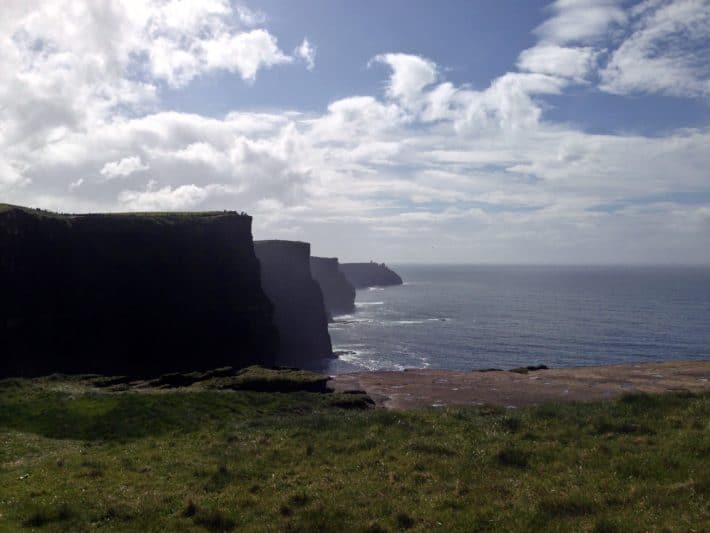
[162, 1, 710, 134]
[164, 1, 545, 112]
[1, 0, 709, 263]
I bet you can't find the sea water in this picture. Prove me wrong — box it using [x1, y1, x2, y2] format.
[326, 265, 710, 373]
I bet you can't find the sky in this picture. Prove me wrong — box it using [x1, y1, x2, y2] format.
[1, 0, 709, 264]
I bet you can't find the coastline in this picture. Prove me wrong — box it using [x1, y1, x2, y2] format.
[330, 359, 710, 409]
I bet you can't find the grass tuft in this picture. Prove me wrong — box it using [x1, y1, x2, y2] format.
[192, 507, 236, 532]
[496, 446, 530, 468]
[593, 516, 625, 533]
[204, 465, 234, 492]
[182, 498, 197, 517]
[538, 494, 597, 517]
[22, 503, 74, 528]
[396, 512, 415, 529]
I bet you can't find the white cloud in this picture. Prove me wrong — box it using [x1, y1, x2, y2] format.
[236, 5, 266, 26]
[100, 156, 149, 179]
[1, 1, 709, 263]
[0, 158, 29, 191]
[518, 45, 597, 81]
[118, 181, 211, 211]
[535, 0, 627, 44]
[373, 54, 438, 110]
[295, 38, 316, 70]
[199, 29, 292, 84]
[600, 0, 710, 97]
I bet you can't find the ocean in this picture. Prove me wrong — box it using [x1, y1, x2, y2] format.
[326, 265, 710, 373]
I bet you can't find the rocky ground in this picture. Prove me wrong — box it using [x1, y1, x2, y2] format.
[330, 360, 710, 409]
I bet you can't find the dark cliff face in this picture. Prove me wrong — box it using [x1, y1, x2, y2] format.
[0, 204, 278, 378]
[340, 262, 403, 288]
[309, 257, 356, 318]
[254, 241, 333, 367]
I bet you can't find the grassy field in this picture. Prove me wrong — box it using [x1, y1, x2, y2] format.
[0, 372, 707, 532]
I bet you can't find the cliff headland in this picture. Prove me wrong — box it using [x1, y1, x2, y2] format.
[0, 204, 278, 377]
[340, 261, 403, 288]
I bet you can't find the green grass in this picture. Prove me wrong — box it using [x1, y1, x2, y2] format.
[0, 203, 247, 221]
[201, 366, 332, 393]
[0, 376, 708, 531]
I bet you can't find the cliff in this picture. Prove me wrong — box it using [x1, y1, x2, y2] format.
[254, 241, 333, 367]
[340, 262, 403, 288]
[0, 204, 278, 378]
[309, 257, 356, 318]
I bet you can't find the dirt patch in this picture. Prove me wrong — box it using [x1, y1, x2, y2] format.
[329, 360, 710, 409]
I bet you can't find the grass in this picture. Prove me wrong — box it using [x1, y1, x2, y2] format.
[0, 203, 248, 221]
[202, 366, 332, 393]
[0, 375, 708, 531]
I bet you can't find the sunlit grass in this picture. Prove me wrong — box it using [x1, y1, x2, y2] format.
[0, 375, 707, 531]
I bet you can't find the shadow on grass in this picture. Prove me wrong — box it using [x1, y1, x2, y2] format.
[22, 503, 75, 528]
[0, 388, 328, 441]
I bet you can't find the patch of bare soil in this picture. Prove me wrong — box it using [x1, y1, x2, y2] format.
[330, 360, 710, 409]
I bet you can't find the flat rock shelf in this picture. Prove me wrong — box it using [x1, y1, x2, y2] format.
[330, 360, 710, 409]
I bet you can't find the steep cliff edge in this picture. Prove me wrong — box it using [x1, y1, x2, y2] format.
[309, 257, 356, 318]
[340, 262, 403, 288]
[254, 241, 333, 367]
[0, 204, 278, 378]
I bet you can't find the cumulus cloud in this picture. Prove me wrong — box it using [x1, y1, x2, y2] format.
[1, 0, 709, 263]
[197, 29, 292, 84]
[295, 38, 316, 70]
[100, 156, 149, 179]
[373, 54, 438, 110]
[118, 181, 211, 211]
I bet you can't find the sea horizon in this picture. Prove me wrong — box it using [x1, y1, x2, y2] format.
[327, 264, 710, 374]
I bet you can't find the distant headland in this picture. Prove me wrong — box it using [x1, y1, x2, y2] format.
[340, 261, 403, 288]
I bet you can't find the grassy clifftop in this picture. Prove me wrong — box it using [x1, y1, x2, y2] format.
[0, 203, 248, 220]
[0, 372, 707, 531]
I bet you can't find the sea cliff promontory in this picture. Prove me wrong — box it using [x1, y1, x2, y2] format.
[0, 204, 278, 378]
[255, 240, 333, 367]
[340, 261, 403, 288]
[309, 256, 356, 318]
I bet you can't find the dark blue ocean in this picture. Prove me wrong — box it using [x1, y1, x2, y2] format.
[326, 265, 710, 373]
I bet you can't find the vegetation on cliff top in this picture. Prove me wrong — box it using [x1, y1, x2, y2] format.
[0, 371, 707, 531]
[0, 203, 249, 222]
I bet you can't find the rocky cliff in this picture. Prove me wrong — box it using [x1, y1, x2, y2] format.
[309, 257, 356, 318]
[340, 262, 403, 288]
[254, 241, 333, 367]
[0, 204, 278, 378]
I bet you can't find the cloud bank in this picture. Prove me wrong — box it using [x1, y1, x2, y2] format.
[1, 0, 709, 263]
